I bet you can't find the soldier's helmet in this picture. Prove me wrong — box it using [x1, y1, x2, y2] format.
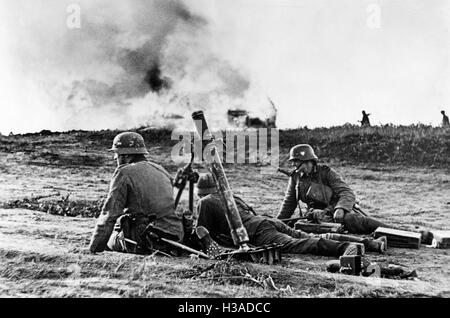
[288, 144, 318, 162]
[196, 173, 218, 195]
[442, 110, 446, 115]
[110, 132, 149, 155]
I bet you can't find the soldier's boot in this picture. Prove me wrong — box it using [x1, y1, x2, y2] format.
[366, 236, 387, 254]
[321, 233, 385, 254]
[195, 226, 224, 258]
[316, 238, 364, 257]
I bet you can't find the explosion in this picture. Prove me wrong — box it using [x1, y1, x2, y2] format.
[2, 0, 276, 133]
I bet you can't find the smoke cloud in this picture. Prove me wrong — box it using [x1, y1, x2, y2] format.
[0, 0, 274, 134]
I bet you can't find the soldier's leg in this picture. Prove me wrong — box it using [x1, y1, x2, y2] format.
[252, 221, 351, 257]
[266, 218, 312, 239]
[320, 233, 387, 253]
[343, 213, 389, 234]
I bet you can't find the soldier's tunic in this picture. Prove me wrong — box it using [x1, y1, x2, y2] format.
[89, 160, 184, 253]
[196, 194, 350, 256]
[277, 164, 387, 234]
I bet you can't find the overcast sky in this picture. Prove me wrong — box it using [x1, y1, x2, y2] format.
[0, 0, 449, 134]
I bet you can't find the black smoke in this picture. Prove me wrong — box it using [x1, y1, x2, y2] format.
[144, 64, 171, 93]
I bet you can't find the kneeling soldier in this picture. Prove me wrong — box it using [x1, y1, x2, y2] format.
[277, 144, 389, 234]
[88, 132, 184, 254]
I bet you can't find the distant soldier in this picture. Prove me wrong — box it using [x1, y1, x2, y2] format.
[277, 144, 389, 235]
[193, 173, 389, 257]
[360, 110, 371, 127]
[442, 110, 449, 127]
[88, 132, 184, 254]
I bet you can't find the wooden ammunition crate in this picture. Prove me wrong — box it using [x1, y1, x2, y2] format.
[374, 227, 421, 249]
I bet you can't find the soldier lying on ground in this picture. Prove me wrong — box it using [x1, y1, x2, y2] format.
[88, 132, 184, 255]
[193, 173, 387, 257]
[277, 144, 390, 235]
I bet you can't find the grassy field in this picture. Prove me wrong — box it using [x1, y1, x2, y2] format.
[0, 125, 449, 297]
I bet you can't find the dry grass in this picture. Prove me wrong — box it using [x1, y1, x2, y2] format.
[0, 126, 449, 297]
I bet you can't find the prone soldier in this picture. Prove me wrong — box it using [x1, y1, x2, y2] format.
[194, 173, 387, 257]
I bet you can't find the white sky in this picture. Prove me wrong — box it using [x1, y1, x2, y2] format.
[0, 0, 449, 134]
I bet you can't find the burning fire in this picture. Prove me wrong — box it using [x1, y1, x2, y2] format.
[2, 0, 276, 133]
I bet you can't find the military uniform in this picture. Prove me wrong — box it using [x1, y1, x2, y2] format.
[277, 164, 387, 234]
[361, 112, 371, 127]
[196, 193, 354, 257]
[89, 160, 184, 253]
[442, 111, 449, 127]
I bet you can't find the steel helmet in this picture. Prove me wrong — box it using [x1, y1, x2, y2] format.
[110, 132, 149, 155]
[288, 144, 318, 162]
[196, 173, 218, 195]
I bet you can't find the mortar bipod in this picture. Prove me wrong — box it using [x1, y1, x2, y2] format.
[173, 138, 199, 213]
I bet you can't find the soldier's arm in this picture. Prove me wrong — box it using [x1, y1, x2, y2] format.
[89, 169, 129, 253]
[326, 168, 356, 213]
[276, 176, 297, 219]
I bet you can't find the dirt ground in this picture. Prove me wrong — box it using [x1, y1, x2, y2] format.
[0, 133, 449, 297]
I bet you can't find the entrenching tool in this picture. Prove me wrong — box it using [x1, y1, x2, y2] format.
[121, 235, 210, 259]
[139, 222, 211, 259]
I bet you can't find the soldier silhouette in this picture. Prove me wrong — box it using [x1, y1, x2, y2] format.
[441, 110, 449, 127]
[360, 110, 371, 127]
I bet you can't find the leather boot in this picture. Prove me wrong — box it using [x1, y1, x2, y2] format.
[195, 226, 224, 258]
[366, 236, 387, 254]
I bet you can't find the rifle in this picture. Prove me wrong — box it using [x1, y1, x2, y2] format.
[279, 216, 308, 223]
